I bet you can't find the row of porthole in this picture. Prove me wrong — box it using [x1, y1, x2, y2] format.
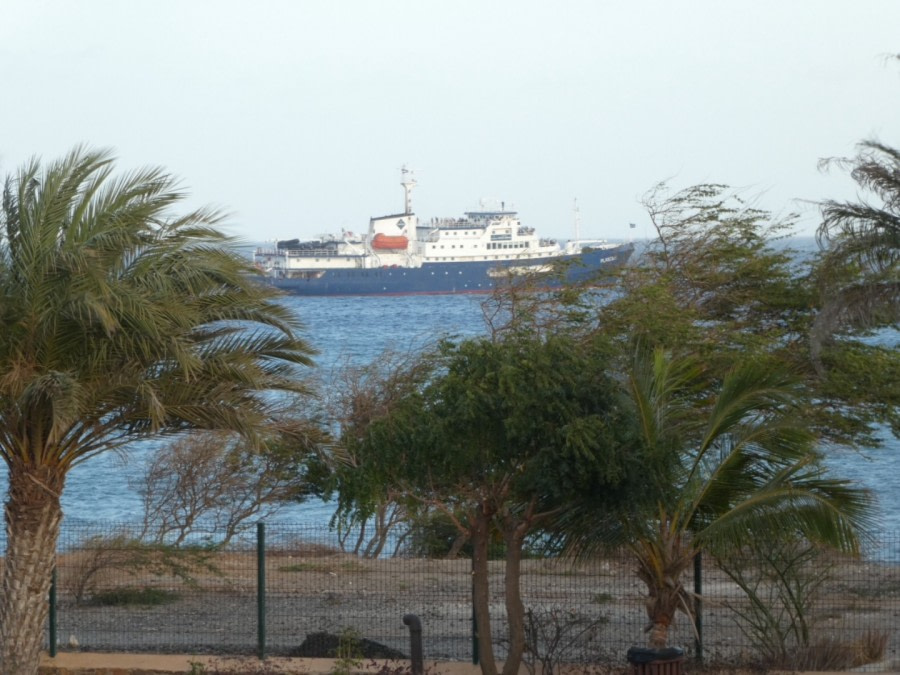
[326, 270, 474, 277]
[431, 243, 527, 250]
[427, 256, 522, 261]
[373, 270, 467, 276]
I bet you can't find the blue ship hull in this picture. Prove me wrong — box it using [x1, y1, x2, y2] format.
[260, 243, 633, 296]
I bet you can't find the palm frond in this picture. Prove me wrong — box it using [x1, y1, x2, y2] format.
[0, 147, 316, 469]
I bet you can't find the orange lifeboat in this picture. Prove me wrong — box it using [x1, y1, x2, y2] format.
[372, 234, 409, 250]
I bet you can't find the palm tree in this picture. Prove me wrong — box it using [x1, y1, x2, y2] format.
[813, 140, 900, 362]
[0, 147, 315, 675]
[561, 348, 873, 650]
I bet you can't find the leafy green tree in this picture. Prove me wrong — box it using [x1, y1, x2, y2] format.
[559, 348, 873, 649]
[601, 182, 808, 369]
[333, 333, 636, 675]
[599, 181, 899, 446]
[0, 148, 315, 675]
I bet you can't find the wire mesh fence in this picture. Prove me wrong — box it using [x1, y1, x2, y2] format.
[33, 523, 900, 669]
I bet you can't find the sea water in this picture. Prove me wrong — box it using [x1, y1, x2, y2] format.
[0, 291, 897, 544]
[0, 294, 488, 531]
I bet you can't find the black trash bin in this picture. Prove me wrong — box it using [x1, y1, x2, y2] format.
[626, 646, 685, 675]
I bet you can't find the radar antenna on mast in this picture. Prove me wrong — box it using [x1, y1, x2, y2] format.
[400, 165, 417, 215]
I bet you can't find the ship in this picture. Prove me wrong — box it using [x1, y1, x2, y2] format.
[253, 170, 633, 296]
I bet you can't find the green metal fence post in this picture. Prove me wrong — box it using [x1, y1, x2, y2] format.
[49, 567, 57, 658]
[257, 521, 266, 660]
[694, 551, 703, 664]
[471, 555, 478, 665]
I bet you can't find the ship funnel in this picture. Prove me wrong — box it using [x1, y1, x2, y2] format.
[401, 166, 417, 215]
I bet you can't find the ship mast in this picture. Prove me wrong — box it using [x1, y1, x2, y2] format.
[401, 166, 417, 215]
[573, 198, 582, 244]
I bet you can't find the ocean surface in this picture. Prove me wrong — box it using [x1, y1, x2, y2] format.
[0, 290, 897, 547]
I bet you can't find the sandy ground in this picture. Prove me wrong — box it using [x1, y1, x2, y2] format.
[43, 545, 900, 672]
[36, 652, 900, 674]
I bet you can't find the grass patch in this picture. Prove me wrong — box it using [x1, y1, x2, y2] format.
[592, 591, 614, 604]
[277, 562, 322, 573]
[90, 586, 179, 607]
[277, 560, 367, 573]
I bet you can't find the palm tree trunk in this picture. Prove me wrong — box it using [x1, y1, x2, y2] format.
[647, 619, 671, 649]
[0, 461, 65, 675]
[642, 577, 679, 649]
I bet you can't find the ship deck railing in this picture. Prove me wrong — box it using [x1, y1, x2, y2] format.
[282, 249, 365, 258]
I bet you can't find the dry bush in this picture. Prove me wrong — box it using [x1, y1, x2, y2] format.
[715, 537, 832, 663]
[267, 541, 344, 558]
[521, 606, 610, 675]
[766, 630, 888, 671]
[58, 534, 218, 604]
[136, 431, 313, 547]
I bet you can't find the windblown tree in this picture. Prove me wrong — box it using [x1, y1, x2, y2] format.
[137, 426, 327, 547]
[600, 182, 808, 371]
[309, 348, 436, 558]
[813, 140, 900, 435]
[817, 141, 899, 319]
[0, 148, 315, 675]
[557, 348, 874, 650]
[333, 333, 637, 675]
[598, 181, 899, 446]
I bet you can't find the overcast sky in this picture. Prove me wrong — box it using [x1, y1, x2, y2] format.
[2, 1, 898, 243]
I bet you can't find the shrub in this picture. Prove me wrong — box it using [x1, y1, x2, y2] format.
[521, 606, 610, 675]
[61, 533, 218, 605]
[767, 630, 888, 671]
[89, 586, 179, 607]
